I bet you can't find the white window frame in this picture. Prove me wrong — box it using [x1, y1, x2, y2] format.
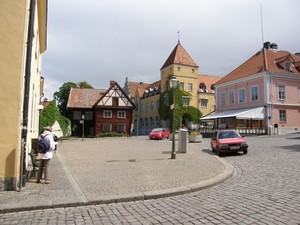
[228, 90, 235, 104]
[238, 88, 246, 103]
[182, 96, 190, 106]
[103, 123, 111, 132]
[200, 99, 207, 108]
[188, 83, 193, 92]
[279, 110, 286, 123]
[220, 92, 225, 106]
[146, 103, 149, 111]
[103, 110, 112, 118]
[278, 85, 286, 101]
[180, 82, 184, 90]
[118, 111, 126, 118]
[250, 85, 259, 101]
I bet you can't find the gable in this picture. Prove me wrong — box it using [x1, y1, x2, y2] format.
[96, 83, 135, 108]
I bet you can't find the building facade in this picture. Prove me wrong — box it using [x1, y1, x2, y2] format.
[125, 42, 221, 135]
[202, 42, 300, 135]
[0, 0, 47, 191]
[67, 81, 135, 137]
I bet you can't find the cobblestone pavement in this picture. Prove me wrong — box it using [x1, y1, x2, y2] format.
[1, 133, 300, 224]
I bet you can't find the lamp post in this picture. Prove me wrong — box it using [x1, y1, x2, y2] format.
[170, 76, 178, 159]
[82, 114, 85, 141]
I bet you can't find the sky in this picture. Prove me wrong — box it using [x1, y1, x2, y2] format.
[41, 0, 300, 100]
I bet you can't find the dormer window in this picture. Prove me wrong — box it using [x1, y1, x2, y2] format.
[285, 62, 291, 72]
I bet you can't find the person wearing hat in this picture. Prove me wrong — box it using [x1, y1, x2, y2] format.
[36, 126, 56, 184]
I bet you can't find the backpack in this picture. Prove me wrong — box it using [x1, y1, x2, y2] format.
[36, 134, 50, 154]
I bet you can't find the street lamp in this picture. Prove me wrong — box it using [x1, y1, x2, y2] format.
[169, 76, 178, 159]
[81, 114, 85, 141]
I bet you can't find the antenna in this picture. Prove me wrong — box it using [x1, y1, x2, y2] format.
[260, 3, 264, 45]
[177, 31, 180, 44]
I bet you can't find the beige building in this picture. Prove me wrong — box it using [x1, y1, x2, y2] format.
[0, 0, 47, 191]
[124, 42, 222, 134]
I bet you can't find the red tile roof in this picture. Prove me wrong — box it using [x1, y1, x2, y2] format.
[216, 48, 300, 85]
[67, 88, 106, 108]
[127, 81, 150, 98]
[161, 42, 198, 69]
[198, 74, 222, 93]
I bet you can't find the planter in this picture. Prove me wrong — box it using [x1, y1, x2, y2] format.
[170, 133, 178, 141]
[188, 135, 202, 143]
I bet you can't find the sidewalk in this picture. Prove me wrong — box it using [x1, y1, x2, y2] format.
[0, 137, 234, 213]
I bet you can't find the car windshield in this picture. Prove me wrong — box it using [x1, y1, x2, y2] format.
[152, 128, 163, 132]
[218, 131, 241, 139]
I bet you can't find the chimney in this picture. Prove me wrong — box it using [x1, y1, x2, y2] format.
[80, 82, 84, 89]
[263, 41, 270, 49]
[110, 80, 115, 87]
[270, 43, 278, 50]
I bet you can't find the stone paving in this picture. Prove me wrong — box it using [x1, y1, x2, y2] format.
[1, 133, 300, 224]
[0, 136, 228, 213]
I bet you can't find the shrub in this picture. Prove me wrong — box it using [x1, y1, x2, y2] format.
[96, 132, 128, 138]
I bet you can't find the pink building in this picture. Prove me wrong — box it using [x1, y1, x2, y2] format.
[202, 42, 300, 135]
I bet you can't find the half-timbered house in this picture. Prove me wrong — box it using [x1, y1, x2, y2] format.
[67, 81, 136, 137]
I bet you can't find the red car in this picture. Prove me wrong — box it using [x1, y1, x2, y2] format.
[211, 130, 248, 156]
[149, 128, 170, 140]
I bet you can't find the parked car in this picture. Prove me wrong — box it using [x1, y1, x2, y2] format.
[149, 128, 170, 140]
[211, 130, 248, 156]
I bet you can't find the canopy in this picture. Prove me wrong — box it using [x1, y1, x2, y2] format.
[201, 107, 265, 120]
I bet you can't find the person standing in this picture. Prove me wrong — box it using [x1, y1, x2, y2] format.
[36, 126, 55, 184]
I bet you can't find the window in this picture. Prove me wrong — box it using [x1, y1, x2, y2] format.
[73, 111, 82, 120]
[188, 83, 193, 92]
[278, 85, 286, 100]
[151, 101, 154, 110]
[279, 110, 286, 122]
[103, 124, 111, 132]
[117, 124, 125, 132]
[112, 97, 118, 106]
[180, 82, 184, 90]
[220, 118, 225, 124]
[192, 69, 195, 73]
[103, 110, 112, 118]
[200, 99, 207, 108]
[220, 93, 225, 106]
[156, 100, 160, 109]
[251, 86, 258, 101]
[182, 97, 190, 106]
[238, 88, 246, 103]
[146, 103, 149, 111]
[285, 63, 290, 72]
[228, 90, 235, 104]
[141, 104, 144, 112]
[118, 111, 126, 118]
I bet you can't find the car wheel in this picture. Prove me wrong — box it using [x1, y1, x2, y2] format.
[216, 147, 222, 156]
[211, 143, 215, 152]
[243, 150, 248, 154]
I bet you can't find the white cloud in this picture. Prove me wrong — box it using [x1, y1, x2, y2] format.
[41, 0, 300, 100]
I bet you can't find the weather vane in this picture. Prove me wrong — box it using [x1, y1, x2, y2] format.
[177, 31, 180, 44]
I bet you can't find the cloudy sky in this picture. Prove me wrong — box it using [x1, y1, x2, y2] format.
[41, 0, 300, 100]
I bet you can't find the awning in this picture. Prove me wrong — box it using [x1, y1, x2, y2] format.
[201, 107, 265, 120]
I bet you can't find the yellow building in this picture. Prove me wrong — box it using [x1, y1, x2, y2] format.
[0, 0, 47, 191]
[125, 42, 221, 134]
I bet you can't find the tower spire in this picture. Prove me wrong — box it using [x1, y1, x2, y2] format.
[177, 31, 180, 44]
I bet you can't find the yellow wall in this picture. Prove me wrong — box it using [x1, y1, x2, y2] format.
[161, 64, 199, 108]
[0, 0, 46, 191]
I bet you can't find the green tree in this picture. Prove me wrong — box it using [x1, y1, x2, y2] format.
[159, 76, 202, 130]
[54, 81, 93, 117]
[39, 100, 70, 136]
